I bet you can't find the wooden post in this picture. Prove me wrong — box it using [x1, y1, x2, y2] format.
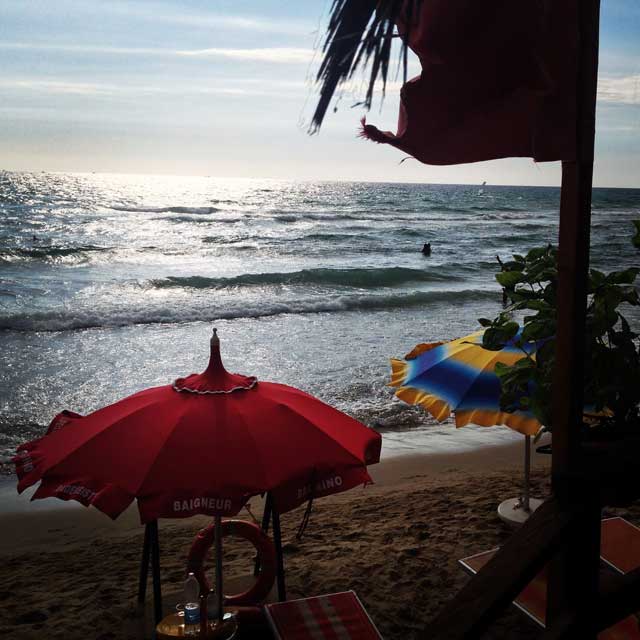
[550, 0, 600, 500]
[137, 523, 152, 605]
[271, 505, 287, 602]
[150, 520, 163, 626]
[547, 0, 601, 635]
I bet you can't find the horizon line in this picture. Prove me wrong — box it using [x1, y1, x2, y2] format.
[0, 167, 638, 190]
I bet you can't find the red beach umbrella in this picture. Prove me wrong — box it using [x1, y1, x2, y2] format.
[13, 328, 381, 625]
[14, 329, 381, 521]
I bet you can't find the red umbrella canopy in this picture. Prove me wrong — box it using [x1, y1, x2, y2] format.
[14, 329, 381, 523]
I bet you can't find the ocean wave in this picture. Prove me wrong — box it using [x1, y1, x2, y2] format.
[425, 206, 469, 214]
[163, 215, 241, 224]
[0, 245, 111, 263]
[469, 205, 523, 213]
[303, 232, 380, 242]
[0, 288, 497, 332]
[396, 229, 428, 238]
[201, 235, 251, 244]
[111, 205, 220, 214]
[151, 267, 461, 290]
[264, 210, 423, 223]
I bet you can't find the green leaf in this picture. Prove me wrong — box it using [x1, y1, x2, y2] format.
[496, 271, 523, 288]
[607, 268, 639, 285]
[522, 320, 555, 341]
[483, 323, 519, 350]
[524, 300, 551, 312]
[526, 246, 547, 261]
[502, 261, 523, 271]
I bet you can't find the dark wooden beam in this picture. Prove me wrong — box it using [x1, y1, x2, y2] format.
[423, 498, 578, 639]
[547, 2, 601, 636]
[550, 0, 600, 494]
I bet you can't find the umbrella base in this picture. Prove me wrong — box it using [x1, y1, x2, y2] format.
[497, 497, 544, 527]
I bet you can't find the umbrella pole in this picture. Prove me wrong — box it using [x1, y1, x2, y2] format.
[522, 435, 531, 512]
[150, 519, 163, 625]
[271, 501, 287, 602]
[137, 522, 151, 606]
[254, 493, 273, 576]
[214, 514, 224, 624]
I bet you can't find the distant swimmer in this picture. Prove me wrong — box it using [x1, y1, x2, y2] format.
[32, 234, 38, 242]
[422, 242, 431, 256]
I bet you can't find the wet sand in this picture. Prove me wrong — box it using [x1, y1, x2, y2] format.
[1, 442, 637, 639]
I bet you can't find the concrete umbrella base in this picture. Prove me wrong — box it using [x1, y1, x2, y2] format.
[497, 496, 544, 526]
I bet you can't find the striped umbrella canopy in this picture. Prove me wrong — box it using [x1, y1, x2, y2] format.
[389, 330, 540, 436]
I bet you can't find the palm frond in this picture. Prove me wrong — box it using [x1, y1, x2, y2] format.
[311, 0, 420, 132]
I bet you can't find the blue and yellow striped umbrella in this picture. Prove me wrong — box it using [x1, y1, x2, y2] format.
[389, 330, 540, 436]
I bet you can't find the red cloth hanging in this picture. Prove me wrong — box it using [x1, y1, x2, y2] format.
[361, 0, 577, 165]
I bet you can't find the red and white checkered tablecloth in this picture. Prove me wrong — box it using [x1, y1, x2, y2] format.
[265, 591, 383, 640]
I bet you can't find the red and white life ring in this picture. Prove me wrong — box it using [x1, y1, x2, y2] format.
[187, 519, 277, 607]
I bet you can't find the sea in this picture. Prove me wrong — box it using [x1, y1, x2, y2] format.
[1, 171, 639, 470]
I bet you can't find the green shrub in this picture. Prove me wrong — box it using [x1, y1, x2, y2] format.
[479, 225, 640, 435]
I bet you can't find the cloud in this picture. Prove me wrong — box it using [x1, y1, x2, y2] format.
[1, 0, 314, 37]
[0, 43, 167, 56]
[0, 42, 314, 64]
[0, 79, 116, 96]
[176, 47, 314, 64]
[0, 77, 307, 100]
[130, 8, 313, 36]
[598, 74, 640, 105]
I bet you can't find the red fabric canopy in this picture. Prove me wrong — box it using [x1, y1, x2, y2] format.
[14, 334, 381, 522]
[361, 0, 577, 165]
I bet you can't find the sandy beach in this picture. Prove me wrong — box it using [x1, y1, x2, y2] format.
[3, 441, 636, 639]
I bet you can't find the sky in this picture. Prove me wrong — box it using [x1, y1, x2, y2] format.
[0, 0, 639, 186]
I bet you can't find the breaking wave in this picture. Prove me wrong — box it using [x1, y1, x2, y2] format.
[111, 205, 220, 214]
[151, 267, 462, 290]
[0, 245, 111, 263]
[0, 289, 497, 332]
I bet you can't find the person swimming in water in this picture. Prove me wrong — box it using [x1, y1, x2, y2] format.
[422, 242, 431, 256]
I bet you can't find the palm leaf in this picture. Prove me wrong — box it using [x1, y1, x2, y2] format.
[311, 0, 420, 131]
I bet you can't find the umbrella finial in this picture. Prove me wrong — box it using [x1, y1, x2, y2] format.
[208, 327, 224, 372]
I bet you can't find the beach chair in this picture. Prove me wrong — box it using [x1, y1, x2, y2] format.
[459, 517, 640, 638]
[264, 591, 383, 640]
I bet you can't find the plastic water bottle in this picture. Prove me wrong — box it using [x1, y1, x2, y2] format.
[183, 573, 200, 636]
